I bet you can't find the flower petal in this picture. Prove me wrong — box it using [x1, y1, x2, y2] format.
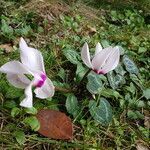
[19, 38, 45, 72]
[34, 78, 55, 99]
[81, 43, 93, 68]
[20, 82, 33, 108]
[102, 46, 120, 73]
[6, 73, 31, 89]
[95, 42, 102, 56]
[92, 46, 113, 71]
[0, 61, 30, 74]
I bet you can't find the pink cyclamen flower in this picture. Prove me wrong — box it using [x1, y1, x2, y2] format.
[81, 42, 120, 74]
[0, 38, 54, 108]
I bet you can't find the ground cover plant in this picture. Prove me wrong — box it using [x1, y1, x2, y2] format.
[0, 0, 150, 149]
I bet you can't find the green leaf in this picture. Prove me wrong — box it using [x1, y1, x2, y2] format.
[63, 49, 80, 64]
[24, 107, 37, 115]
[137, 101, 145, 108]
[13, 130, 25, 145]
[4, 100, 17, 109]
[89, 98, 112, 125]
[115, 64, 126, 76]
[1, 19, 13, 38]
[107, 71, 125, 89]
[127, 110, 144, 119]
[66, 94, 81, 118]
[75, 63, 87, 82]
[58, 68, 66, 81]
[6, 87, 23, 99]
[101, 40, 110, 48]
[125, 82, 136, 95]
[143, 89, 150, 100]
[123, 55, 139, 75]
[11, 107, 21, 117]
[107, 71, 117, 89]
[138, 47, 147, 53]
[101, 88, 122, 99]
[23, 116, 40, 131]
[86, 72, 103, 94]
[114, 74, 126, 87]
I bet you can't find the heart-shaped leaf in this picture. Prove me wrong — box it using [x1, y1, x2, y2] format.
[89, 98, 112, 125]
[63, 49, 80, 65]
[107, 71, 125, 89]
[75, 63, 87, 82]
[123, 55, 139, 75]
[13, 130, 25, 145]
[23, 116, 40, 131]
[86, 72, 103, 94]
[66, 94, 81, 118]
[37, 109, 73, 140]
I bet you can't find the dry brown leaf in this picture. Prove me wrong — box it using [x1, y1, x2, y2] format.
[0, 44, 13, 53]
[87, 25, 97, 34]
[136, 142, 149, 150]
[37, 109, 73, 140]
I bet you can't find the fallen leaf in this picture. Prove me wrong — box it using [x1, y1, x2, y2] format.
[0, 44, 13, 53]
[87, 25, 97, 35]
[36, 109, 73, 140]
[136, 142, 149, 150]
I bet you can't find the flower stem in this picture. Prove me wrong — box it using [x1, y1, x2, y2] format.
[78, 68, 92, 86]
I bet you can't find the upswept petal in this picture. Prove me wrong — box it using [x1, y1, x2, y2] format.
[81, 43, 93, 68]
[95, 42, 102, 56]
[102, 46, 120, 73]
[0, 61, 30, 74]
[19, 38, 45, 72]
[6, 73, 31, 89]
[92, 46, 113, 71]
[34, 78, 55, 99]
[20, 82, 34, 108]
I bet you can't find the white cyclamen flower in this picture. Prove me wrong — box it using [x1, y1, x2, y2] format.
[0, 38, 54, 108]
[81, 42, 120, 74]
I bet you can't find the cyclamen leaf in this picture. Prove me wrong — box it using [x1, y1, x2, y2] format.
[76, 63, 87, 82]
[107, 71, 117, 89]
[115, 64, 126, 76]
[143, 89, 150, 100]
[89, 98, 112, 125]
[66, 94, 81, 118]
[107, 71, 125, 89]
[36, 109, 73, 140]
[11, 107, 21, 117]
[123, 55, 139, 75]
[23, 116, 40, 131]
[63, 49, 80, 64]
[6, 87, 23, 99]
[24, 107, 37, 115]
[86, 72, 103, 94]
[13, 130, 25, 145]
[1, 19, 13, 38]
[101, 88, 122, 99]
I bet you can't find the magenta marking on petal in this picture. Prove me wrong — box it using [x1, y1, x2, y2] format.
[98, 70, 105, 75]
[36, 73, 47, 87]
[93, 69, 105, 75]
[93, 69, 99, 74]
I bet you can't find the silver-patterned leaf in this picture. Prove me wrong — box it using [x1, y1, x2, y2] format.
[86, 72, 103, 94]
[123, 55, 139, 75]
[89, 98, 112, 125]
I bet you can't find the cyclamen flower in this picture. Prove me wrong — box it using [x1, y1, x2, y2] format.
[0, 38, 54, 108]
[81, 42, 120, 74]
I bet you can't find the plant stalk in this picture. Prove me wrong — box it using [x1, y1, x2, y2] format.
[78, 68, 92, 86]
